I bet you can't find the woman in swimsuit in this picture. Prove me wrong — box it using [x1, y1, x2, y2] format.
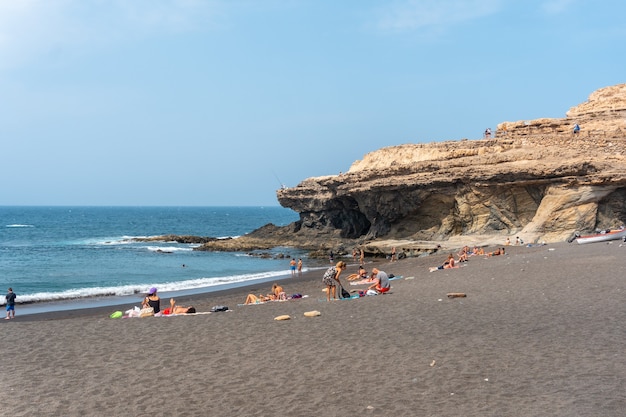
[142, 287, 161, 314]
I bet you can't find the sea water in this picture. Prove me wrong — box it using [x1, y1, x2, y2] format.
[0, 206, 323, 314]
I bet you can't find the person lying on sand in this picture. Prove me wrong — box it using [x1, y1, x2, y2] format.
[244, 294, 272, 304]
[486, 248, 506, 257]
[348, 266, 369, 281]
[162, 298, 196, 315]
[429, 254, 460, 272]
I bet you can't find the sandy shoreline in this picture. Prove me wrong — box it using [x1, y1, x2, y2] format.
[3, 241, 626, 416]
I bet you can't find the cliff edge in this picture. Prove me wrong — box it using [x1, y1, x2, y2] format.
[275, 83, 626, 248]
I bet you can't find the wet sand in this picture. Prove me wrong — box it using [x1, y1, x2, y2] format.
[2, 241, 626, 416]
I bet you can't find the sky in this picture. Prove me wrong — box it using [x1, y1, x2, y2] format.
[1, 0, 624, 206]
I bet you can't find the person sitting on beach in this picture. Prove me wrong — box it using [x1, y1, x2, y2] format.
[161, 298, 196, 315]
[469, 246, 484, 256]
[142, 287, 161, 314]
[322, 261, 347, 301]
[366, 268, 390, 294]
[457, 246, 470, 263]
[429, 254, 459, 272]
[272, 283, 286, 301]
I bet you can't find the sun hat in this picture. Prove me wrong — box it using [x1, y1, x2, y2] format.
[149, 287, 157, 294]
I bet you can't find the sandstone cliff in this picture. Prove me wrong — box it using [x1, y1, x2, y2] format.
[275, 83, 626, 248]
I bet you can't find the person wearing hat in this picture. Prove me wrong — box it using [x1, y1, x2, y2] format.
[141, 287, 161, 314]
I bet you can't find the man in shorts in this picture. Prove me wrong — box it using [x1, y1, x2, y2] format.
[367, 268, 390, 294]
[5, 287, 16, 319]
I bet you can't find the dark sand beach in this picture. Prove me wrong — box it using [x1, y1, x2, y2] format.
[2, 241, 626, 416]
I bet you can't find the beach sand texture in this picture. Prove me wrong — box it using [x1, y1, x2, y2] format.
[2, 242, 626, 416]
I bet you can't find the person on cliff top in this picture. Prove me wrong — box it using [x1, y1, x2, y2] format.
[322, 261, 347, 301]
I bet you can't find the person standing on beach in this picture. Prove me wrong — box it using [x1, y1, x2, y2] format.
[297, 258, 303, 275]
[329, 250, 334, 264]
[290, 258, 297, 276]
[322, 261, 347, 302]
[359, 249, 364, 265]
[5, 288, 16, 319]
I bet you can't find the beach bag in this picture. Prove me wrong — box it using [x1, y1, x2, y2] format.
[139, 307, 154, 317]
[340, 286, 351, 299]
[109, 311, 123, 319]
[210, 305, 229, 312]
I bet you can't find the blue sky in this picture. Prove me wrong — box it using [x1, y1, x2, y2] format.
[1, 0, 624, 206]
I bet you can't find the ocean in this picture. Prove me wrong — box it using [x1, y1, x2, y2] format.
[0, 206, 322, 314]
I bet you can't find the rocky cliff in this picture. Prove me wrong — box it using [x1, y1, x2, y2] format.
[274, 84, 626, 249]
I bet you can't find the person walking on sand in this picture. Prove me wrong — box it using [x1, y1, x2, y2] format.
[322, 261, 347, 302]
[5, 287, 16, 319]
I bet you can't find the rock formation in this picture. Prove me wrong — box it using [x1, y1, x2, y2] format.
[273, 83, 626, 249]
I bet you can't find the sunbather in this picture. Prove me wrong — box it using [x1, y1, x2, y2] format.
[486, 248, 506, 257]
[244, 294, 272, 304]
[429, 254, 459, 272]
[161, 298, 196, 315]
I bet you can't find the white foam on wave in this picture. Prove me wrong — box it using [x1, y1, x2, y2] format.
[145, 246, 192, 253]
[2, 269, 292, 305]
[6, 224, 34, 228]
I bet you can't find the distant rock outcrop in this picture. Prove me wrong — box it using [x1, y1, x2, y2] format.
[273, 83, 626, 248]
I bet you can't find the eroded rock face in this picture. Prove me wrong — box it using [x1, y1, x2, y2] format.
[277, 84, 626, 244]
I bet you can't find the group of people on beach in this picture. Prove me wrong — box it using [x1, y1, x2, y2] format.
[429, 245, 506, 272]
[244, 283, 287, 304]
[322, 261, 390, 301]
[141, 287, 196, 315]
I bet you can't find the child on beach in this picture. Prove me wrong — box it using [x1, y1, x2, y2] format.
[5, 288, 16, 319]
